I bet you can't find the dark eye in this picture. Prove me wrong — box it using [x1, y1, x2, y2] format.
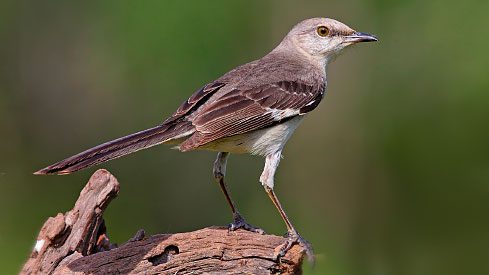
[316, 26, 330, 37]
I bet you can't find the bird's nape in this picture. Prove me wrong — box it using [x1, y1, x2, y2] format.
[33, 17, 377, 263]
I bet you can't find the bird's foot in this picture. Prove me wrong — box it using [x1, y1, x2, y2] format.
[228, 212, 265, 234]
[277, 230, 314, 263]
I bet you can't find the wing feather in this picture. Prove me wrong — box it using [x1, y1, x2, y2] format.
[163, 82, 225, 124]
[179, 80, 325, 151]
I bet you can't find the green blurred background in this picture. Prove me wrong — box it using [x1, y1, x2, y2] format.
[1, 0, 488, 274]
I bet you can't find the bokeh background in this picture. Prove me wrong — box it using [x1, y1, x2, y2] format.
[1, 0, 488, 274]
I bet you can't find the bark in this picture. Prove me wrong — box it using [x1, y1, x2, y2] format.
[21, 169, 305, 275]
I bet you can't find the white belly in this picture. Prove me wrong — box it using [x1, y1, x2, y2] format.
[199, 116, 304, 156]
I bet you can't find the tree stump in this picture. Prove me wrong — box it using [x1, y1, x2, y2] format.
[21, 169, 306, 274]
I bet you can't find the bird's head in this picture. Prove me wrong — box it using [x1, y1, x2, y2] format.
[278, 18, 378, 64]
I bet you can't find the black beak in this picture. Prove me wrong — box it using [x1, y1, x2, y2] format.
[345, 32, 378, 43]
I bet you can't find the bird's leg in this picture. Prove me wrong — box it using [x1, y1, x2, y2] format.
[213, 152, 264, 234]
[260, 151, 314, 262]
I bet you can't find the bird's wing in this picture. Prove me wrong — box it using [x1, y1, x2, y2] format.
[163, 82, 226, 124]
[179, 80, 325, 151]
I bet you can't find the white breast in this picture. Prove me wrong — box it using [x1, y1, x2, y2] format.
[199, 116, 304, 156]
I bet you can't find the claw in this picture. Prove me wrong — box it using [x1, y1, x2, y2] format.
[277, 231, 314, 263]
[228, 212, 265, 234]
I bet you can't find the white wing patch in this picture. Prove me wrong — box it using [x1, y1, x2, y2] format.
[269, 108, 300, 121]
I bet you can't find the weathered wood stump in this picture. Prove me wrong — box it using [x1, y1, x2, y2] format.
[21, 169, 306, 274]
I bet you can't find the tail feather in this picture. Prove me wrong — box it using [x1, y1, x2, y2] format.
[34, 122, 194, 175]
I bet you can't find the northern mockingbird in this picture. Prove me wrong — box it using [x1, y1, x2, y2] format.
[35, 18, 377, 260]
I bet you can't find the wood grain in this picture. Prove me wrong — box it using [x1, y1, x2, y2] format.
[21, 169, 305, 274]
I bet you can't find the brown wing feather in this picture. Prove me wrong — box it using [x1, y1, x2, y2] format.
[179, 81, 324, 151]
[163, 82, 225, 124]
[35, 83, 227, 175]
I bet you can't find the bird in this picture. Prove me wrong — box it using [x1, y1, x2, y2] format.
[35, 18, 377, 261]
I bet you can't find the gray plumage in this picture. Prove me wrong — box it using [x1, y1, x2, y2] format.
[36, 19, 332, 175]
[35, 17, 377, 261]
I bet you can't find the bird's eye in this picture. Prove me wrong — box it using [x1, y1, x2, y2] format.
[316, 26, 330, 37]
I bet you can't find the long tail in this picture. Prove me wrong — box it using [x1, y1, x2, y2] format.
[34, 122, 194, 175]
